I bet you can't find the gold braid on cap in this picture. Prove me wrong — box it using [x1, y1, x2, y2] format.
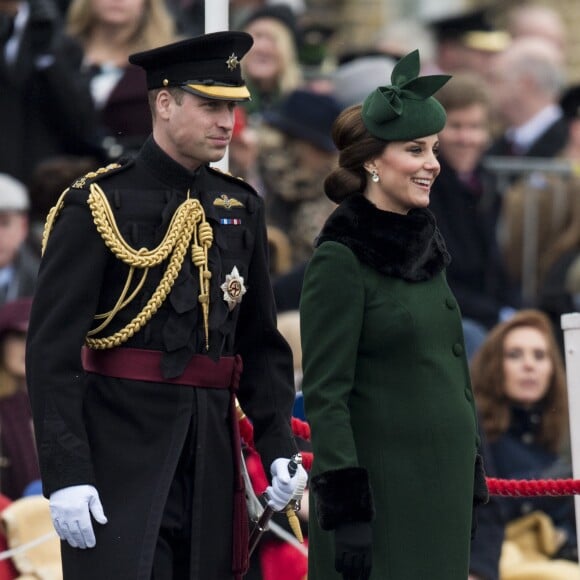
[42, 181, 213, 351]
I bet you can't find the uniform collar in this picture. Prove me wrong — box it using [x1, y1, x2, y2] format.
[138, 135, 203, 191]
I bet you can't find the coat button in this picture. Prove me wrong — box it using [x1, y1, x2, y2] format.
[453, 343, 464, 356]
[464, 388, 473, 402]
[445, 297, 456, 309]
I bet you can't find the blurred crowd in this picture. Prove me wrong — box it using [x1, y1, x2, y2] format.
[1, 0, 580, 578]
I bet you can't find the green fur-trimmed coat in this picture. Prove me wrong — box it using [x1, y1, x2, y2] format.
[300, 194, 480, 579]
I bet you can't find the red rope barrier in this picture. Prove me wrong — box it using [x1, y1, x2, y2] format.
[239, 413, 580, 497]
[487, 477, 580, 497]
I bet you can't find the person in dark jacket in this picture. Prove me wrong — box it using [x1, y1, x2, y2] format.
[300, 50, 488, 580]
[429, 73, 518, 351]
[472, 310, 578, 566]
[487, 37, 568, 159]
[65, 0, 179, 159]
[0, 0, 102, 182]
[0, 175, 39, 306]
[26, 31, 307, 580]
[0, 297, 41, 500]
[536, 83, 580, 354]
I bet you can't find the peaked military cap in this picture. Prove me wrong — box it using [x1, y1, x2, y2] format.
[361, 49, 451, 141]
[429, 8, 509, 53]
[129, 31, 253, 101]
[429, 8, 493, 42]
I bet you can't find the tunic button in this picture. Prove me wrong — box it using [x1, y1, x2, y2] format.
[464, 388, 473, 402]
[453, 343, 464, 356]
[445, 297, 456, 309]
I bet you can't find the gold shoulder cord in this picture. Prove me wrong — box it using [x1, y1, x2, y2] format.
[43, 182, 213, 351]
[42, 189, 70, 254]
[41, 163, 122, 255]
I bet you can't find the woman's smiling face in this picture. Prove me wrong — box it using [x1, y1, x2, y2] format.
[364, 134, 441, 214]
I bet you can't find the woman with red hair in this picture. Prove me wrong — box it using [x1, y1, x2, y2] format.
[472, 309, 578, 566]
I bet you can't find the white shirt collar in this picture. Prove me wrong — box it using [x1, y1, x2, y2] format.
[506, 105, 564, 154]
[0, 266, 14, 289]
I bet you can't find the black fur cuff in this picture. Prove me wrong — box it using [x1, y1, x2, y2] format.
[311, 467, 375, 531]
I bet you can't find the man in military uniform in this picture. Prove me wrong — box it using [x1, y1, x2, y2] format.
[25, 31, 306, 580]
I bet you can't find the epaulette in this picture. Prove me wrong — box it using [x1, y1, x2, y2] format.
[207, 165, 258, 195]
[70, 160, 134, 189]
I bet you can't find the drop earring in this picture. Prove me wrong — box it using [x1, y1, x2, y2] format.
[371, 170, 379, 183]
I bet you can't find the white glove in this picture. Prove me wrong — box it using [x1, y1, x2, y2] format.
[266, 457, 308, 511]
[49, 484, 108, 549]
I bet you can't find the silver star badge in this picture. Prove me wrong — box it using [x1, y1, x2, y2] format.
[221, 266, 247, 311]
[226, 53, 240, 71]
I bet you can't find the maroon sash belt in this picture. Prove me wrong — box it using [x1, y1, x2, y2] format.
[81, 346, 249, 578]
[81, 346, 237, 388]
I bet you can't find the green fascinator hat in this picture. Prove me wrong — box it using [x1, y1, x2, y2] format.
[362, 49, 451, 141]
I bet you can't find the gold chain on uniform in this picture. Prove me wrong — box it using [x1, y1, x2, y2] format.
[42, 176, 213, 351]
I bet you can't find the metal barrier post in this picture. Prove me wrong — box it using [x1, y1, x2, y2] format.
[482, 156, 573, 306]
[205, 0, 230, 173]
[562, 312, 580, 547]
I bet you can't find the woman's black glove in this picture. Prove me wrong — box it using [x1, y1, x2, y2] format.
[311, 467, 375, 579]
[334, 521, 372, 580]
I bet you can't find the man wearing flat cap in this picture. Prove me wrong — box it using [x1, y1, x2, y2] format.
[26, 31, 306, 580]
[0, 174, 38, 306]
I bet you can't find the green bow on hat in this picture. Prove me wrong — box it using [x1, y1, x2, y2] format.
[362, 49, 451, 141]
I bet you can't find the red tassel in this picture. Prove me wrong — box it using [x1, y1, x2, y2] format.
[231, 356, 249, 577]
[239, 415, 254, 447]
[232, 483, 249, 579]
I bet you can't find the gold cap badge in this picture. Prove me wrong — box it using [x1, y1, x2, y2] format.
[226, 53, 240, 71]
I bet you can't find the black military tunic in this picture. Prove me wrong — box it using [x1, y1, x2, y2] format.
[26, 136, 297, 579]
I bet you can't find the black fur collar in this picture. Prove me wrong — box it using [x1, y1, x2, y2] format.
[316, 194, 450, 281]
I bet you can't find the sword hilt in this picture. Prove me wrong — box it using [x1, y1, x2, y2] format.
[248, 453, 305, 555]
[285, 453, 304, 542]
[287, 453, 301, 477]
